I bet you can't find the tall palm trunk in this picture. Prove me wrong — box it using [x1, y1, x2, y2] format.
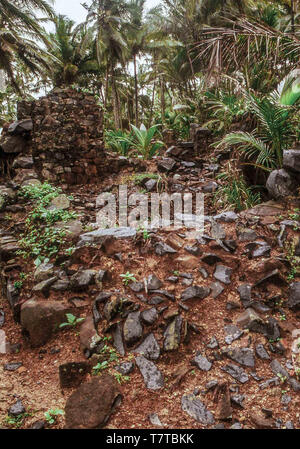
[111, 68, 121, 129]
[149, 80, 156, 127]
[291, 0, 295, 34]
[104, 64, 109, 109]
[160, 76, 166, 123]
[133, 53, 139, 127]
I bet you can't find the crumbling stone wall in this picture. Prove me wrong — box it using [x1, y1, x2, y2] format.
[30, 88, 105, 184]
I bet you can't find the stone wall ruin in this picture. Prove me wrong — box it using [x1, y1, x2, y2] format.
[30, 88, 105, 184]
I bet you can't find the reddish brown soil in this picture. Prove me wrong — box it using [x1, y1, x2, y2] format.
[0, 168, 299, 430]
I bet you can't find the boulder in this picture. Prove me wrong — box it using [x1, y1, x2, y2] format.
[8, 118, 33, 135]
[283, 149, 300, 174]
[20, 299, 74, 347]
[65, 375, 122, 429]
[266, 169, 298, 200]
[0, 135, 26, 153]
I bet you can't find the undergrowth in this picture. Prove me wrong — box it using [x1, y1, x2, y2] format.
[17, 183, 77, 265]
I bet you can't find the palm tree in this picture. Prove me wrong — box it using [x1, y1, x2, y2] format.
[126, 0, 146, 126]
[216, 72, 300, 172]
[48, 15, 97, 87]
[84, 0, 130, 128]
[0, 0, 55, 92]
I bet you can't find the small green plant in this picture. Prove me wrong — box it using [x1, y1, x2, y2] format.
[277, 373, 287, 384]
[65, 247, 76, 256]
[44, 409, 64, 425]
[93, 361, 109, 374]
[284, 239, 300, 281]
[59, 314, 85, 329]
[126, 124, 165, 160]
[120, 272, 137, 286]
[14, 280, 23, 290]
[113, 372, 130, 385]
[137, 225, 150, 241]
[92, 344, 119, 375]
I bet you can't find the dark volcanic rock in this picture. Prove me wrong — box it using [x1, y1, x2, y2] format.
[163, 316, 182, 351]
[287, 282, 300, 311]
[123, 312, 143, 346]
[158, 158, 176, 172]
[135, 356, 164, 390]
[133, 333, 160, 360]
[192, 353, 212, 371]
[237, 284, 252, 308]
[181, 394, 215, 425]
[8, 399, 25, 417]
[201, 253, 222, 266]
[210, 282, 224, 298]
[270, 359, 300, 392]
[181, 286, 210, 302]
[255, 344, 271, 360]
[283, 149, 300, 174]
[141, 308, 158, 325]
[224, 325, 243, 345]
[266, 169, 298, 200]
[21, 299, 74, 347]
[214, 265, 232, 284]
[115, 362, 135, 375]
[223, 347, 255, 368]
[221, 363, 249, 383]
[70, 270, 95, 290]
[65, 375, 122, 429]
[0, 309, 4, 328]
[147, 275, 163, 290]
[4, 362, 22, 371]
[112, 323, 125, 356]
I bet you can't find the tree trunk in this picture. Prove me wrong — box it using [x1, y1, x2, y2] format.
[134, 53, 139, 127]
[149, 80, 156, 127]
[112, 69, 121, 129]
[291, 0, 295, 34]
[104, 64, 109, 109]
[160, 76, 166, 123]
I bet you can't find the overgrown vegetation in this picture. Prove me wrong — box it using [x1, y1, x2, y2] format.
[0, 1, 298, 215]
[17, 183, 77, 265]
